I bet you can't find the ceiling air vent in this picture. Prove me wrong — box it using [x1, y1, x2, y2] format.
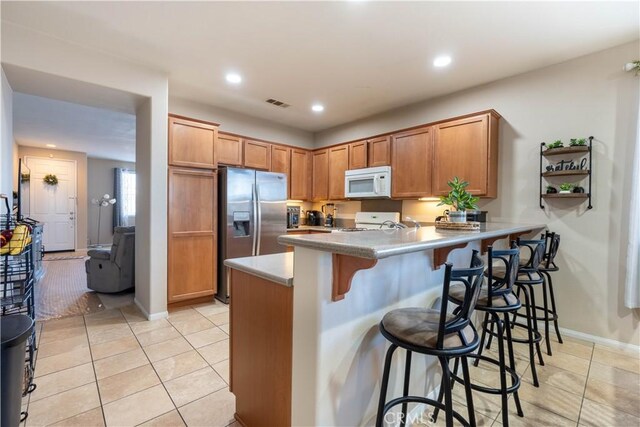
[265, 98, 290, 108]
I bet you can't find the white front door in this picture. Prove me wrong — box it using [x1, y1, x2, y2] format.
[26, 157, 77, 252]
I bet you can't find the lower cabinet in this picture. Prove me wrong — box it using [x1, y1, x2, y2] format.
[168, 167, 217, 303]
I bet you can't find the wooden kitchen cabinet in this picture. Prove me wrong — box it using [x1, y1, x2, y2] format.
[290, 149, 312, 200]
[168, 167, 217, 303]
[391, 126, 433, 198]
[244, 139, 271, 170]
[433, 112, 500, 197]
[312, 149, 329, 201]
[168, 116, 217, 169]
[368, 136, 391, 167]
[348, 141, 367, 170]
[328, 145, 349, 200]
[217, 132, 243, 166]
[271, 145, 291, 196]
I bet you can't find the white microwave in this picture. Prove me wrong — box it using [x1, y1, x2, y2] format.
[344, 166, 392, 199]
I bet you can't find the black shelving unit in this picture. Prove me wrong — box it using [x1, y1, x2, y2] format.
[539, 136, 593, 209]
[1, 195, 37, 419]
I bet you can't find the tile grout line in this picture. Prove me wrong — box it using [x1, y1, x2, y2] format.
[575, 344, 595, 426]
[83, 314, 109, 427]
[123, 306, 191, 427]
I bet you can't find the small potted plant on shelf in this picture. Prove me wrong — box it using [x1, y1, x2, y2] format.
[546, 185, 558, 194]
[572, 185, 585, 193]
[559, 183, 573, 194]
[546, 140, 564, 150]
[569, 138, 587, 147]
[437, 177, 479, 223]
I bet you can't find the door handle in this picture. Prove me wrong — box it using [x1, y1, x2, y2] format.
[255, 184, 262, 255]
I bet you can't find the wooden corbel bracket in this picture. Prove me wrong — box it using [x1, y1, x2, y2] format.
[481, 236, 504, 254]
[509, 230, 534, 243]
[332, 254, 378, 301]
[433, 243, 469, 269]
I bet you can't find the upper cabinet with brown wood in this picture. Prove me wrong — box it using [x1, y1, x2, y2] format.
[312, 149, 329, 201]
[217, 132, 243, 166]
[290, 149, 312, 201]
[348, 141, 367, 170]
[168, 116, 217, 169]
[433, 112, 500, 197]
[391, 126, 433, 198]
[168, 167, 217, 303]
[368, 136, 391, 167]
[244, 139, 271, 170]
[328, 145, 349, 200]
[271, 145, 291, 197]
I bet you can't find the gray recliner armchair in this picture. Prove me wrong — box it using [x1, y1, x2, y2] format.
[85, 226, 135, 293]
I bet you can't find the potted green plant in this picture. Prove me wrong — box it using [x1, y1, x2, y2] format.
[437, 177, 479, 223]
[569, 138, 587, 147]
[546, 140, 564, 150]
[559, 183, 573, 194]
[546, 185, 558, 194]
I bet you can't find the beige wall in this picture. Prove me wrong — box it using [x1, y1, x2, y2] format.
[87, 157, 135, 245]
[1, 69, 14, 201]
[18, 146, 89, 249]
[169, 97, 314, 149]
[316, 41, 640, 345]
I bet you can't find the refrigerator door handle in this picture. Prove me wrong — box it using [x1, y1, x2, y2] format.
[256, 183, 262, 255]
[252, 183, 258, 256]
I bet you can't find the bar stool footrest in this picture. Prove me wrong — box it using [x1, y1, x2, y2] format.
[382, 395, 471, 427]
[451, 354, 521, 395]
[512, 305, 559, 322]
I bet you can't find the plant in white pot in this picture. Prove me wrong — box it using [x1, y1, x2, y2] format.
[437, 177, 479, 223]
[559, 183, 573, 194]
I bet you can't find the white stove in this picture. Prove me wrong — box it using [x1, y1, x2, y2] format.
[333, 212, 401, 232]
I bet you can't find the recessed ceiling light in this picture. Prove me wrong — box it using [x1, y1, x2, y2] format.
[46, 144, 56, 148]
[433, 55, 452, 68]
[225, 73, 242, 84]
[311, 104, 324, 113]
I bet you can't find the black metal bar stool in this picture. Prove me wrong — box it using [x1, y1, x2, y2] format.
[537, 231, 563, 355]
[445, 244, 524, 427]
[375, 251, 485, 427]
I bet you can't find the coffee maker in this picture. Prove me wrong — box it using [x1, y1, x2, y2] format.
[306, 210, 322, 226]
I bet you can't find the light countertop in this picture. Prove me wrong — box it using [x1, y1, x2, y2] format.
[286, 226, 334, 233]
[277, 222, 546, 259]
[224, 252, 293, 286]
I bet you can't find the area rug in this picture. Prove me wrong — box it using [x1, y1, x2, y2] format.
[35, 258, 104, 321]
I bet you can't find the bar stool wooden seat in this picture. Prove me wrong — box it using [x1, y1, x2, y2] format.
[445, 244, 524, 427]
[375, 251, 485, 427]
[489, 238, 546, 387]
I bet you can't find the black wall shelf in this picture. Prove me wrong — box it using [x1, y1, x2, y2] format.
[539, 136, 593, 209]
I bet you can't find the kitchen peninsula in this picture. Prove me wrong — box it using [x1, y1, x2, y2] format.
[225, 222, 545, 427]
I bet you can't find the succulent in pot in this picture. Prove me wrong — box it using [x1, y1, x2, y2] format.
[569, 138, 587, 147]
[546, 140, 564, 149]
[546, 185, 558, 194]
[437, 177, 479, 223]
[559, 183, 573, 194]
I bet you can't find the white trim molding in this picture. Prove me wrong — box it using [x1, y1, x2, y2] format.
[559, 327, 640, 354]
[134, 297, 168, 321]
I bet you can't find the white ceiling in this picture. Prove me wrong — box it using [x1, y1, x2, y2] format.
[14, 93, 136, 162]
[2, 1, 638, 134]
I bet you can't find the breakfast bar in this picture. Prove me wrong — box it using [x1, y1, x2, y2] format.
[225, 222, 545, 427]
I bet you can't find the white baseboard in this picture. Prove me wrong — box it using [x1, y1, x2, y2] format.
[134, 298, 168, 321]
[558, 327, 640, 353]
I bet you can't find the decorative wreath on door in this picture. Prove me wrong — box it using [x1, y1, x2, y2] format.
[43, 174, 59, 186]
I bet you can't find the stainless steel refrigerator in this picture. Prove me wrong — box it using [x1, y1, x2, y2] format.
[216, 167, 287, 303]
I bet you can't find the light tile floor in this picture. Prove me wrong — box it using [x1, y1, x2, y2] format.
[417, 328, 640, 427]
[22, 300, 640, 427]
[22, 300, 237, 427]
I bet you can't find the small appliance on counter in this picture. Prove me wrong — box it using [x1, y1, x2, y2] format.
[307, 210, 322, 226]
[287, 206, 300, 228]
[322, 203, 335, 228]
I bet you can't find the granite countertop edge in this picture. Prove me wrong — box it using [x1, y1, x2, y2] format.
[224, 253, 293, 286]
[277, 223, 547, 260]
